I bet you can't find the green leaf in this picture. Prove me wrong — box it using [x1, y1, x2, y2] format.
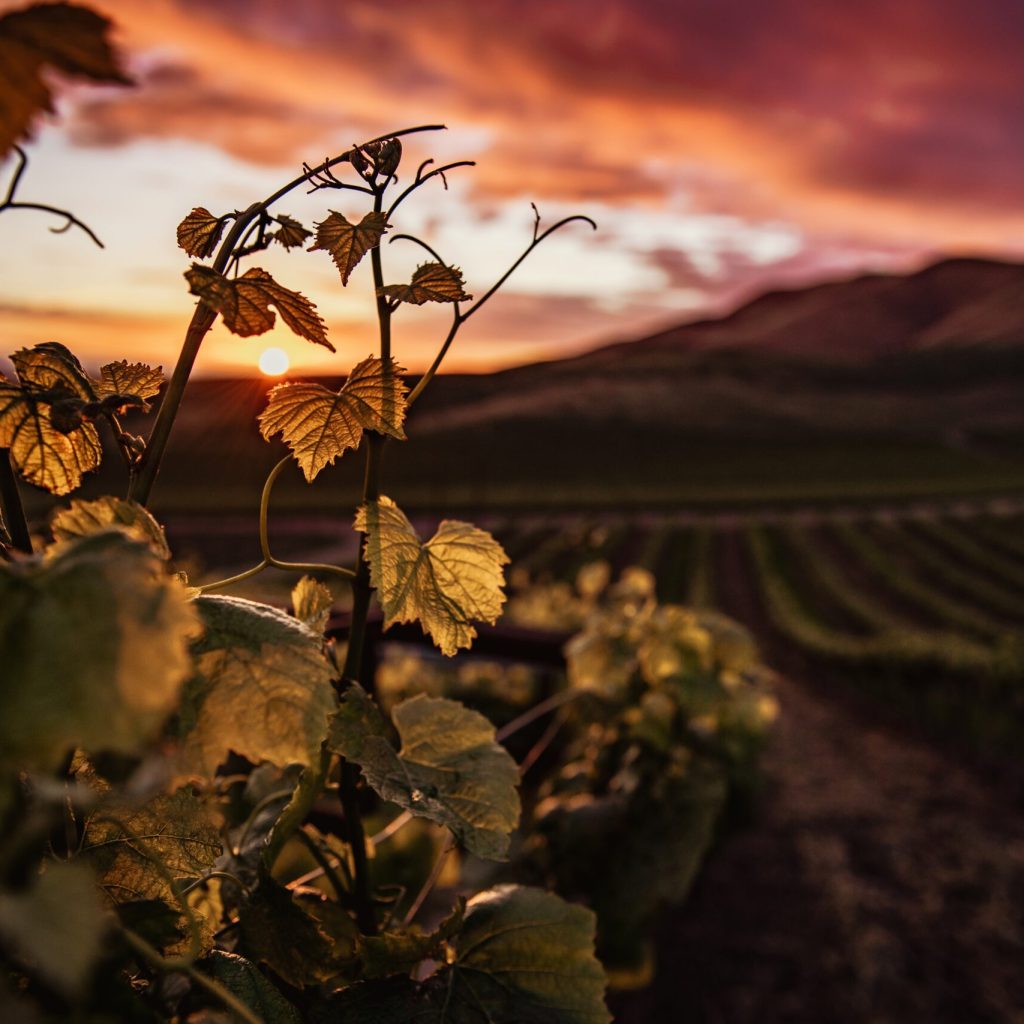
[94, 360, 164, 408]
[0, 2, 130, 157]
[271, 214, 311, 250]
[239, 874, 355, 988]
[186, 265, 334, 351]
[0, 532, 199, 776]
[355, 496, 509, 656]
[50, 496, 171, 560]
[381, 262, 471, 306]
[204, 950, 302, 1024]
[291, 576, 333, 633]
[329, 685, 520, 860]
[331, 886, 610, 1024]
[81, 786, 223, 954]
[0, 863, 108, 997]
[359, 900, 464, 979]
[176, 596, 337, 782]
[176, 207, 226, 259]
[259, 357, 407, 482]
[310, 210, 388, 285]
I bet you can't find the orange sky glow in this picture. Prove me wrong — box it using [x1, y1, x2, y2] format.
[2, 0, 1024, 378]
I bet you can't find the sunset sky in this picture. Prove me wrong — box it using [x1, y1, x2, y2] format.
[2, 0, 1023, 376]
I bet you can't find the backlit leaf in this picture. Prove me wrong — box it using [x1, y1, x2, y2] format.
[259, 357, 407, 482]
[331, 886, 610, 1024]
[0, 2, 131, 157]
[175, 595, 336, 782]
[186, 265, 334, 351]
[355, 496, 508, 656]
[310, 210, 388, 285]
[291, 576, 333, 633]
[0, 343, 102, 494]
[382, 262, 470, 306]
[329, 685, 520, 859]
[51, 496, 170, 559]
[0, 378, 101, 493]
[0, 532, 199, 776]
[81, 785, 223, 955]
[271, 214, 311, 250]
[0, 863, 107, 997]
[94, 360, 164, 407]
[176, 207, 226, 259]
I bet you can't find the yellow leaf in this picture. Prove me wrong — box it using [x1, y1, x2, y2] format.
[0, 380, 101, 494]
[186, 265, 334, 351]
[12, 341, 93, 398]
[310, 210, 388, 286]
[0, 2, 130, 157]
[51, 496, 170, 560]
[94, 360, 164, 408]
[0, 532, 200, 776]
[291, 576, 334, 633]
[355, 496, 508, 656]
[272, 214, 311, 250]
[176, 207, 226, 259]
[382, 262, 471, 306]
[259, 356, 407, 482]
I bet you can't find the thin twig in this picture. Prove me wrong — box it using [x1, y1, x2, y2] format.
[402, 837, 453, 928]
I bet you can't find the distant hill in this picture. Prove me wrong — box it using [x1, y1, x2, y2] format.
[42, 256, 1024, 516]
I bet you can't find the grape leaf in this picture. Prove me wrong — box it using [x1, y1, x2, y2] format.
[381, 262, 471, 306]
[176, 207, 226, 259]
[359, 900, 464, 979]
[310, 210, 388, 285]
[329, 685, 520, 859]
[291, 576, 333, 633]
[12, 341, 93, 396]
[0, 2, 131, 157]
[51, 496, 170, 559]
[204, 950, 303, 1024]
[0, 343, 104, 494]
[272, 214, 311, 250]
[239, 873, 356, 988]
[94, 360, 164, 407]
[330, 886, 610, 1024]
[186, 265, 334, 351]
[0, 378, 102, 493]
[259, 357, 407, 482]
[175, 595, 337, 782]
[355, 496, 508, 656]
[0, 863, 108, 997]
[0, 532, 199, 776]
[81, 785, 223, 955]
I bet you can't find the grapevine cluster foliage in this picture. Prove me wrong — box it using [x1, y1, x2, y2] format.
[0, 4, 776, 1021]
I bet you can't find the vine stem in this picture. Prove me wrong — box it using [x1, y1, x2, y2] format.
[0, 449, 31, 553]
[120, 929, 262, 1024]
[258, 456, 355, 581]
[402, 836, 453, 927]
[1, 146, 104, 247]
[129, 124, 446, 507]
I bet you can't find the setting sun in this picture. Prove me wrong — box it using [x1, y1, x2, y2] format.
[258, 346, 289, 376]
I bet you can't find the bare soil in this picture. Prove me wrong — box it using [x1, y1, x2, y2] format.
[611, 530, 1024, 1023]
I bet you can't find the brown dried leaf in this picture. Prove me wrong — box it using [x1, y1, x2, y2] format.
[272, 214, 311, 250]
[382, 262, 470, 306]
[186, 265, 333, 351]
[310, 210, 388, 286]
[176, 207, 226, 259]
[259, 356, 406, 482]
[0, 1, 131, 156]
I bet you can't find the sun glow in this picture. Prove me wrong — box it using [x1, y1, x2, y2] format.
[258, 347, 289, 376]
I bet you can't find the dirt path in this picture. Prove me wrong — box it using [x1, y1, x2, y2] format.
[612, 532, 1024, 1024]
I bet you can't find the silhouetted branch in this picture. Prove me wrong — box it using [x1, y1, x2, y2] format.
[0, 146, 105, 248]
